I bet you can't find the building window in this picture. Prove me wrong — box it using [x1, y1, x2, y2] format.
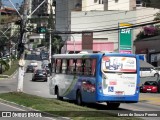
[115, 0, 118, 3]
[99, 0, 103, 4]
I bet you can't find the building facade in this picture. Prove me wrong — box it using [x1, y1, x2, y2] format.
[31, 0, 54, 16]
[135, 36, 160, 67]
[56, 0, 159, 54]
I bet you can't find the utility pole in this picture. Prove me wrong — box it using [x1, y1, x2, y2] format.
[17, 0, 28, 92]
[49, 28, 52, 63]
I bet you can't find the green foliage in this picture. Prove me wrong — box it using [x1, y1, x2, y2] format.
[141, 0, 160, 8]
[141, 0, 151, 6]
[52, 35, 64, 54]
[136, 10, 160, 41]
[0, 60, 18, 76]
[154, 12, 160, 21]
[0, 92, 142, 120]
[0, 59, 10, 72]
[11, 55, 16, 60]
[32, 44, 37, 49]
[29, 18, 48, 24]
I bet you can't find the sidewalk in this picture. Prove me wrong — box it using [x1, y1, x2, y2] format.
[0, 69, 18, 80]
[139, 93, 160, 106]
[0, 71, 18, 94]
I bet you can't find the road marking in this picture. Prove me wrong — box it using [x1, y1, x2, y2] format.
[0, 102, 56, 120]
[0, 102, 25, 111]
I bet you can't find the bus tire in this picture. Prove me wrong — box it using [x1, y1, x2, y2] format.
[76, 90, 83, 105]
[56, 88, 63, 100]
[107, 102, 120, 109]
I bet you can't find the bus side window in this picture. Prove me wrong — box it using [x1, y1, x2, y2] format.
[84, 59, 91, 76]
[51, 59, 55, 73]
[62, 59, 67, 74]
[91, 59, 96, 76]
[68, 59, 75, 74]
[56, 59, 62, 74]
[76, 59, 83, 75]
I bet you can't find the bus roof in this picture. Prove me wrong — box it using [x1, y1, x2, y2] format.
[52, 53, 137, 59]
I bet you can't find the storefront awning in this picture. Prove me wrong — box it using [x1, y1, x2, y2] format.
[65, 41, 114, 52]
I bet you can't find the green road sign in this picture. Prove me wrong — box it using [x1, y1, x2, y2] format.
[119, 23, 132, 53]
[37, 27, 47, 33]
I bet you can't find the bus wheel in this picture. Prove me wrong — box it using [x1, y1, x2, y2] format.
[107, 102, 120, 109]
[57, 88, 63, 100]
[76, 90, 83, 105]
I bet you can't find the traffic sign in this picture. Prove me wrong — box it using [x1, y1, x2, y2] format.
[37, 27, 47, 33]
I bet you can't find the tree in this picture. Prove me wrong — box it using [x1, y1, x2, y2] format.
[154, 11, 160, 34]
[142, 0, 160, 9]
[142, 0, 151, 7]
[0, 59, 10, 73]
[52, 35, 63, 54]
[45, 3, 64, 54]
[154, 12, 160, 21]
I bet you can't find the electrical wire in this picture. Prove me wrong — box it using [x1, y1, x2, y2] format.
[53, 20, 160, 34]
[56, 13, 156, 30]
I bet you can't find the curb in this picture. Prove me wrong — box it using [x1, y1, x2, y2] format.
[0, 69, 18, 80]
[9, 69, 18, 79]
[0, 98, 71, 120]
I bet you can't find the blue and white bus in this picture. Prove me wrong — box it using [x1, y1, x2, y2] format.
[49, 52, 140, 108]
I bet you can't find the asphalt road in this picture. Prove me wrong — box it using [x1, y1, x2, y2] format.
[0, 53, 160, 120]
[23, 54, 55, 98]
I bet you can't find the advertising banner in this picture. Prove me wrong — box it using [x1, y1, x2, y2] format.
[119, 23, 132, 54]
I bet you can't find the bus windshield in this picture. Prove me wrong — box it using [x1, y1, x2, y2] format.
[102, 56, 137, 73]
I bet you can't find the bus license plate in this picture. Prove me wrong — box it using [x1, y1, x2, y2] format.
[115, 91, 124, 95]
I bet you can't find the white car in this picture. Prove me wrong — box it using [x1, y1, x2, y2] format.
[140, 67, 159, 78]
[155, 67, 160, 75]
[30, 61, 38, 67]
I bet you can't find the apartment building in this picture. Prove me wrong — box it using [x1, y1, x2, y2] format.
[31, 0, 54, 16]
[56, 0, 159, 54]
[72, 0, 136, 11]
[28, 0, 55, 42]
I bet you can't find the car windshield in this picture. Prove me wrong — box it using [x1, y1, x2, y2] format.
[144, 81, 157, 86]
[36, 70, 46, 74]
[155, 68, 160, 71]
[28, 65, 33, 68]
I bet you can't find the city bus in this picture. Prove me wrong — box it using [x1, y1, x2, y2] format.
[49, 52, 140, 108]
